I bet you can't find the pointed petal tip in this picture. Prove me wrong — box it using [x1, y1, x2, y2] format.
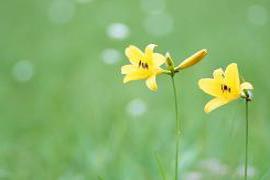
[201, 49, 208, 55]
[228, 62, 238, 67]
[204, 108, 211, 113]
[123, 77, 130, 84]
[145, 43, 158, 51]
[145, 76, 158, 92]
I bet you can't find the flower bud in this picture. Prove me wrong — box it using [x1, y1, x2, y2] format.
[241, 89, 253, 101]
[165, 52, 175, 73]
[176, 49, 207, 70]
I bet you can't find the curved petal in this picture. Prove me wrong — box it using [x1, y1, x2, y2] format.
[153, 53, 166, 67]
[123, 70, 149, 83]
[225, 63, 240, 93]
[204, 98, 228, 113]
[121, 64, 136, 74]
[144, 44, 157, 60]
[198, 78, 222, 97]
[240, 82, 253, 91]
[125, 45, 143, 64]
[145, 75, 158, 91]
[213, 68, 224, 82]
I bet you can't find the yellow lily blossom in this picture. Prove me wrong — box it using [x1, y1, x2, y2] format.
[198, 63, 253, 113]
[121, 44, 166, 91]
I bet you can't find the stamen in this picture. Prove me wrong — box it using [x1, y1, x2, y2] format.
[138, 60, 142, 67]
[142, 63, 145, 68]
[145, 63, 149, 69]
[138, 61, 149, 69]
[221, 84, 231, 93]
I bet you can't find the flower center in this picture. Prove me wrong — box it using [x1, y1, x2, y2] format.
[138, 60, 149, 69]
[221, 84, 231, 93]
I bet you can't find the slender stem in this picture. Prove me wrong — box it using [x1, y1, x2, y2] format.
[171, 76, 180, 180]
[154, 152, 167, 180]
[244, 100, 249, 180]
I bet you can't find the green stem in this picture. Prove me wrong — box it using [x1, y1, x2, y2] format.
[244, 100, 249, 180]
[155, 152, 167, 180]
[171, 76, 180, 180]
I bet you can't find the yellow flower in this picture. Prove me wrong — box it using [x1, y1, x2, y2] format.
[198, 63, 253, 113]
[121, 44, 166, 91]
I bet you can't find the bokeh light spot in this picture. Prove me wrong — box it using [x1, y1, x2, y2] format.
[247, 5, 268, 26]
[12, 60, 34, 82]
[101, 48, 121, 65]
[106, 23, 129, 40]
[184, 171, 203, 180]
[199, 158, 228, 175]
[126, 98, 147, 117]
[236, 165, 256, 177]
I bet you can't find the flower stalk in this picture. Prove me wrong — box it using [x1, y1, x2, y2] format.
[167, 54, 181, 180]
[164, 49, 207, 179]
[244, 99, 249, 180]
[243, 89, 252, 180]
[170, 75, 181, 180]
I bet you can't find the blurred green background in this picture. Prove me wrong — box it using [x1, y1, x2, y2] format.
[0, 0, 270, 179]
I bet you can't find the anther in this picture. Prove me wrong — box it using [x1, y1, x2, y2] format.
[145, 63, 148, 69]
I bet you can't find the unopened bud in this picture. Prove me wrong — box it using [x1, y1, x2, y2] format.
[165, 52, 175, 73]
[241, 89, 253, 101]
[176, 49, 207, 70]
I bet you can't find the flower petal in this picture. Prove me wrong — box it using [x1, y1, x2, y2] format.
[153, 53, 166, 67]
[123, 70, 149, 83]
[213, 68, 224, 82]
[125, 45, 144, 64]
[240, 82, 253, 91]
[144, 44, 157, 60]
[198, 78, 222, 97]
[225, 63, 240, 93]
[145, 75, 158, 91]
[121, 65, 136, 74]
[204, 98, 228, 113]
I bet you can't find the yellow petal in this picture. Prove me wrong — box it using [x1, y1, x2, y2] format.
[153, 53, 166, 67]
[213, 68, 224, 82]
[240, 82, 253, 91]
[177, 49, 207, 70]
[198, 78, 222, 97]
[125, 45, 143, 64]
[121, 65, 136, 74]
[145, 75, 158, 91]
[123, 70, 149, 83]
[225, 63, 240, 93]
[204, 98, 228, 113]
[144, 44, 157, 60]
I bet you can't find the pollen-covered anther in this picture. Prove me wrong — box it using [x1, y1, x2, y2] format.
[221, 84, 231, 93]
[138, 60, 149, 69]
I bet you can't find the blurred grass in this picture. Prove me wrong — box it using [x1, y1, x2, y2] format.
[0, 0, 270, 179]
